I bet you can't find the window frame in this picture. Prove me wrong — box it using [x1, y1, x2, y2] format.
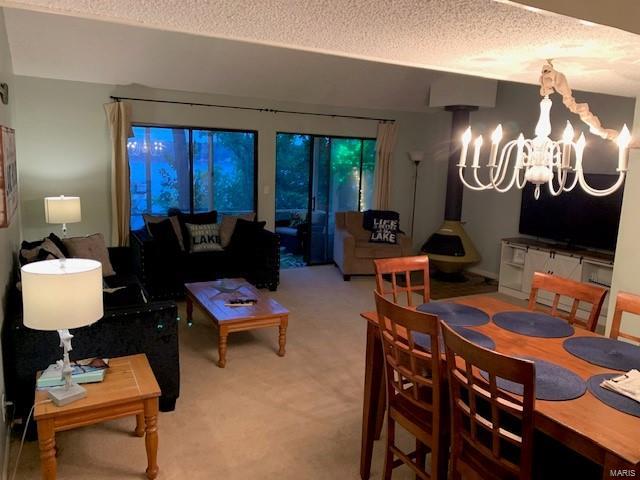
[129, 122, 259, 220]
[275, 131, 376, 213]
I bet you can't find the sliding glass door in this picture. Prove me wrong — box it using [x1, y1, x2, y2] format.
[276, 133, 376, 266]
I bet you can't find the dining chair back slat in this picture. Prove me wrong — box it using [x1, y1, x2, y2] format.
[609, 291, 640, 344]
[528, 272, 608, 332]
[374, 256, 430, 307]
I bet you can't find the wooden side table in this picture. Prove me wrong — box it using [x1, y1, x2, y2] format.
[34, 354, 161, 479]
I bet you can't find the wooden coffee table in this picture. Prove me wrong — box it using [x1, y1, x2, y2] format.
[34, 354, 160, 480]
[185, 279, 289, 368]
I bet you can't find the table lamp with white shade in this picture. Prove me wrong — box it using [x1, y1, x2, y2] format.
[44, 195, 81, 237]
[21, 259, 103, 406]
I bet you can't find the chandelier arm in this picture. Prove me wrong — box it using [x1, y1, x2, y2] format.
[491, 141, 517, 187]
[516, 168, 527, 189]
[539, 62, 619, 141]
[493, 163, 520, 193]
[563, 172, 579, 192]
[473, 167, 493, 190]
[547, 167, 567, 196]
[458, 167, 491, 191]
[577, 170, 626, 197]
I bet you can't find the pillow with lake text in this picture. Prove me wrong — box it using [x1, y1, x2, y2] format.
[369, 217, 399, 244]
[186, 223, 223, 252]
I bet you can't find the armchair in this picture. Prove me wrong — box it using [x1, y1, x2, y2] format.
[333, 211, 413, 280]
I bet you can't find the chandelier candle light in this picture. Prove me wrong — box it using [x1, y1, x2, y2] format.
[458, 62, 632, 198]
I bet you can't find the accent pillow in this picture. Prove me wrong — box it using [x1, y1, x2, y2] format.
[186, 223, 223, 252]
[363, 210, 400, 231]
[148, 219, 182, 253]
[219, 213, 256, 248]
[289, 212, 305, 227]
[230, 219, 266, 249]
[63, 233, 116, 277]
[19, 238, 66, 265]
[369, 217, 399, 244]
[143, 214, 185, 250]
[173, 210, 217, 247]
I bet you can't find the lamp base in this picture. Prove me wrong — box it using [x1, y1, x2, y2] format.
[48, 383, 86, 406]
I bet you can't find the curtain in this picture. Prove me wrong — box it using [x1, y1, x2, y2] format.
[373, 121, 399, 210]
[104, 101, 132, 246]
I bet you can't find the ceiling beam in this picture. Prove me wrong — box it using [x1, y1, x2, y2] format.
[509, 0, 640, 34]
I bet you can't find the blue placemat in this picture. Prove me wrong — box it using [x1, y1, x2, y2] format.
[481, 356, 586, 401]
[413, 326, 496, 353]
[587, 373, 640, 418]
[563, 337, 640, 371]
[416, 302, 489, 327]
[492, 311, 574, 338]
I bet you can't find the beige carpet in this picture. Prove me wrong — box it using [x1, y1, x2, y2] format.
[7, 266, 512, 479]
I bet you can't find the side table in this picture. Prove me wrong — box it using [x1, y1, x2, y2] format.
[34, 354, 160, 479]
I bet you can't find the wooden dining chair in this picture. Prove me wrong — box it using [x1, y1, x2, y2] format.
[527, 272, 608, 332]
[373, 291, 448, 480]
[374, 256, 430, 307]
[441, 321, 536, 480]
[609, 291, 640, 344]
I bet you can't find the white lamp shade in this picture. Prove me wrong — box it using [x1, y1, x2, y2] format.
[21, 259, 103, 331]
[44, 196, 81, 224]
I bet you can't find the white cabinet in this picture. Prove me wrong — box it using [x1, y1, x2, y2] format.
[498, 238, 613, 329]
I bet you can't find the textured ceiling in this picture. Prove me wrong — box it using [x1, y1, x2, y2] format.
[1, 0, 639, 98]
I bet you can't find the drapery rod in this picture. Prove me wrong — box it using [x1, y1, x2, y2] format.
[109, 96, 395, 123]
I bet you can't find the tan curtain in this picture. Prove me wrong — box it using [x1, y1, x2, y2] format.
[373, 122, 399, 210]
[104, 101, 132, 246]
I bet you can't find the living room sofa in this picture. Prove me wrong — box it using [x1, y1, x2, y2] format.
[131, 220, 280, 300]
[2, 246, 180, 437]
[333, 211, 413, 280]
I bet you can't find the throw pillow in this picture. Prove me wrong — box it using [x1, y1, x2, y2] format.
[289, 212, 305, 227]
[147, 218, 182, 253]
[363, 210, 400, 231]
[173, 210, 217, 247]
[19, 238, 66, 265]
[369, 217, 399, 244]
[186, 223, 223, 252]
[219, 213, 256, 248]
[229, 219, 266, 249]
[63, 233, 116, 277]
[143, 213, 185, 250]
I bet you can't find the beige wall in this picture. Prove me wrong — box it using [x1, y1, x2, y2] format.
[0, 7, 21, 473]
[460, 82, 635, 277]
[14, 77, 452, 247]
[606, 95, 640, 337]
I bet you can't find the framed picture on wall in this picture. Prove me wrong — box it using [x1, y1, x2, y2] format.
[0, 126, 18, 228]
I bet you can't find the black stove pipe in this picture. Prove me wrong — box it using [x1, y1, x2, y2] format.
[443, 106, 478, 221]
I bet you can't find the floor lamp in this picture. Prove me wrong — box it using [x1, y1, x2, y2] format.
[408, 151, 424, 239]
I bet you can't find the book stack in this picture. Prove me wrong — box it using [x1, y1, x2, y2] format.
[37, 358, 110, 389]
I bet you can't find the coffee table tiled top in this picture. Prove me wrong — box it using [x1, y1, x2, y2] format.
[185, 279, 289, 367]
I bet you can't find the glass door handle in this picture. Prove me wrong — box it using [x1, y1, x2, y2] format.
[312, 196, 316, 210]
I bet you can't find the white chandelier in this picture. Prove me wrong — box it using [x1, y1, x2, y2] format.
[458, 62, 632, 198]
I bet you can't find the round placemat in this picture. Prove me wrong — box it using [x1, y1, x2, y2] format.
[416, 303, 489, 327]
[587, 373, 640, 418]
[563, 337, 640, 371]
[492, 311, 574, 338]
[413, 326, 496, 353]
[482, 357, 586, 401]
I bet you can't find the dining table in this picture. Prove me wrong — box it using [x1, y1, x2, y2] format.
[359, 294, 640, 480]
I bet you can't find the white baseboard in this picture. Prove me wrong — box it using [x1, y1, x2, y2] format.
[467, 267, 499, 280]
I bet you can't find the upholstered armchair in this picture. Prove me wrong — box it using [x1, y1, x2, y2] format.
[333, 211, 413, 280]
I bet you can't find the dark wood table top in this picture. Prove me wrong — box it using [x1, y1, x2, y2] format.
[362, 294, 640, 466]
[185, 279, 289, 324]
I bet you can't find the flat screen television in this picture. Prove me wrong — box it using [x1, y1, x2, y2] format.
[519, 174, 624, 251]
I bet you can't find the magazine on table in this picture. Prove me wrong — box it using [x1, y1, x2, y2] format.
[37, 358, 110, 389]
